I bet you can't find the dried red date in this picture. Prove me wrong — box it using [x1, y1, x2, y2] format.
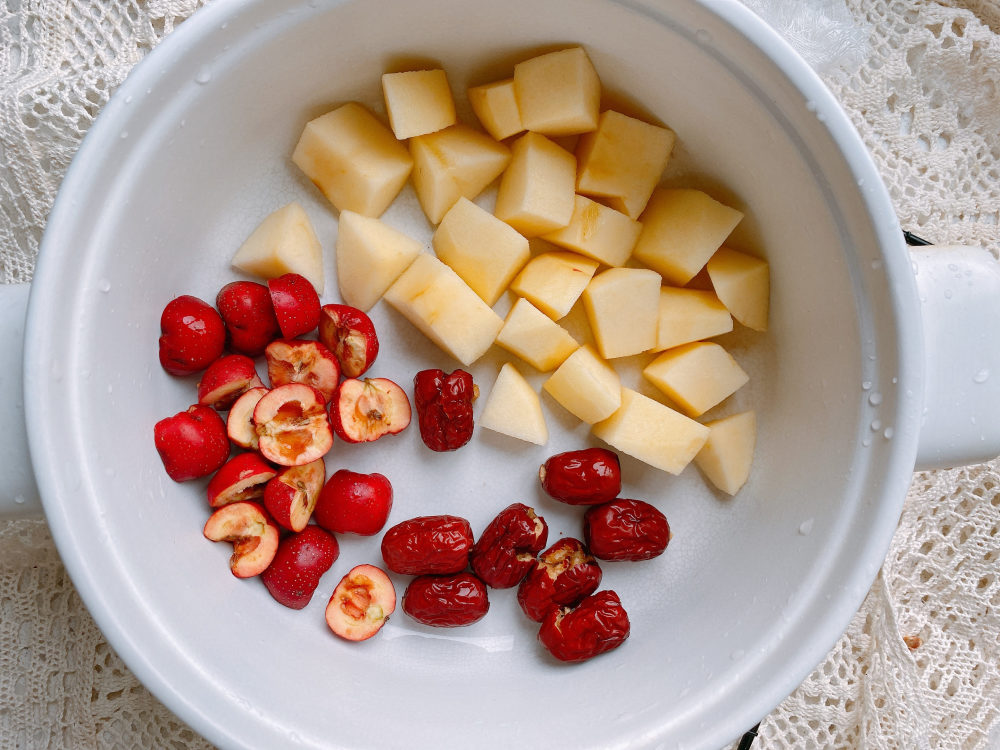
[413, 368, 478, 451]
[539, 447, 621, 505]
[584, 499, 670, 561]
[402, 572, 490, 627]
[538, 590, 630, 662]
[517, 538, 602, 622]
[380, 515, 474, 575]
[469, 503, 548, 588]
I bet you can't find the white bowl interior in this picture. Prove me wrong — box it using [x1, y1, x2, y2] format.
[28, 0, 919, 747]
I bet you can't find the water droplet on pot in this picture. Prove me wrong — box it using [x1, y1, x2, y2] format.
[862, 380, 872, 390]
[798, 518, 815, 535]
[974, 368, 990, 383]
[869, 392, 883, 406]
[871, 258, 882, 270]
[883, 427, 894, 439]
[124, 95, 133, 104]
[14, 495, 25, 505]
[694, 28, 712, 44]
[944, 289, 953, 299]
[195, 67, 212, 84]
[871, 419, 882, 431]
[98, 279, 111, 293]
[862, 437, 872, 447]
[120, 131, 128, 140]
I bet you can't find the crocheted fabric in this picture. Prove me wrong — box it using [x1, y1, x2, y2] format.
[1, 1, 998, 748]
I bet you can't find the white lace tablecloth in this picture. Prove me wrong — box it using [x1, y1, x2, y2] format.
[2, 1, 999, 748]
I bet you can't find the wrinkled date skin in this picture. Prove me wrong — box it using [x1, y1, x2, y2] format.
[584, 499, 670, 562]
[469, 503, 548, 589]
[402, 572, 490, 627]
[517, 538, 602, 622]
[413, 369, 478, 451]
[539, 447, 621, 506]
[538, 590, 630, 663]
[380, 515, 474, 575]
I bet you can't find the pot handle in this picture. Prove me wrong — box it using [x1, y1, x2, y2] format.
[912, 245, 1000, 471]
[0, 283, 43, 518]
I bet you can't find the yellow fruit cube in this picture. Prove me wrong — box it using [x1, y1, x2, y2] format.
[383, 254, 503, 366]
[543, 345, 621, 424]
[480, 363, 548, 445]
[468, 78, 525, 141]
[231, 202, 324, 293]
[582, 267, 661, 359]
[695, 411, 756, 495]
[643, 341, 749, 417]
[494, 132, 577, 237]
[541, 195, 642, 267]
[513, 47, 601, 136]
[509, 251, 599, 320]
[335, 211, 422, 311]
[576, 110, 675, 218]
[591, 388, 710, 475]
[291, 102, 413, 217]
[495, 298, 580, 372]
[433, 197, 530, 305]
[650, 287, 733, 352]
[410, 124, 511, 224]
[633, 188, 744, 285]
[706, 247, 770, 332]
[382, 69, 457, 140]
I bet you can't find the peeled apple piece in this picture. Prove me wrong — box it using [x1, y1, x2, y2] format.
[480, 363, 548, 445]
[335, 211, 422, 312]
[591, 388, 709, 476]
[231, 202, 324, 293]
[694, 410, 756, 495]
[706, 246, 770, 332]
[632, 188, 744, 286]
[292, 101, 413, 218]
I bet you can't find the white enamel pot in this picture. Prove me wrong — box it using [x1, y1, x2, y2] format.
[3, 0, 1000, 747]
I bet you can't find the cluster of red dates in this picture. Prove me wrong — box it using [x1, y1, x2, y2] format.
[378, 447, 670, 662]
[151, 273, 670, 662]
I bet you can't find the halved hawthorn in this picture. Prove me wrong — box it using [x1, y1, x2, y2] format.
[318, 304, 380, 378]
[263, 458, 326, 532]
[325, 564, 396, 641]
[253, 383, 334, 466]
[203, 501, 280, 578]
[330, 377, 411, 444]
[206, 452, 278, 508]
[264, 339, 341, 403]
[227, 386, 268, 449]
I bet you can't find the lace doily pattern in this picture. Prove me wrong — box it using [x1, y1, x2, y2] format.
[0, 0, 207, 284]
[2, 1, 999, 748]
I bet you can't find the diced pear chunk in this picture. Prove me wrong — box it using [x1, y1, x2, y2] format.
[494, 132, 576, 237]
[576, 110, 676, 219]
[541, 195, 642, 267]
[292, 102, 413, 217]
[410, 124, 511, 224]
[633, 188, 744, 285]
[383, 254, 503, 366]
[695, 411, 756, 495]
[468, 78, 525, 141]
[706, 247, 770, 332]
[232, 202, 324, 293]
[496, 298, 579, 372]
[651, 287, 733, 352]
[591, 388, 710, 475]
[643, 341, 749, 417]
[509, 251, 599, 320]
[543, 345, 621, 424]
[480, 363, 548, 445]
[582, 267, 661, 359]
[335, 211, 422, 311]
[433, 198, 530, 305]
[513, 47, 601, 136]
[381, 69, 456, 140]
